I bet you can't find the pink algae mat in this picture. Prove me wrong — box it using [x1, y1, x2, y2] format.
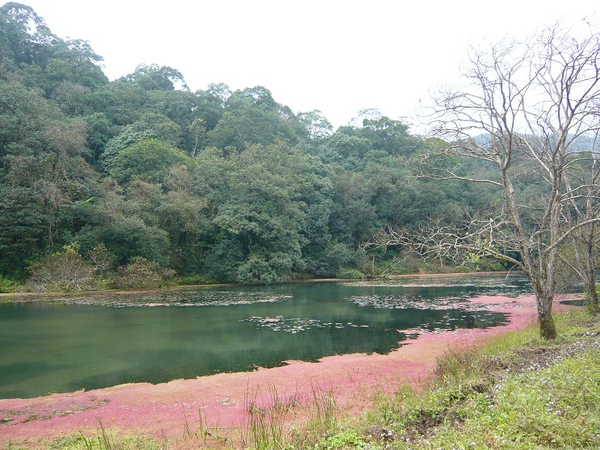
[0, 294, 578, 447]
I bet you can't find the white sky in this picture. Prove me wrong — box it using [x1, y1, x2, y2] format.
[20, 0, 599, 128]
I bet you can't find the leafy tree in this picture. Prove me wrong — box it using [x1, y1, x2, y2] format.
[0, 80, 52, 157]
[206, 82, 232, 106]
[0, 2, 54, 68]
[83, 80, 149, 126]
[119, 64, 188, 91]
[329, 170, 379, 245]
[355, 116, 420, 156]
[228, 86, 277, 109]
[326, 133, 373, 164]
[76, 199, 171, 268]
[297, 110, 333, 140]
[10, 2, 599, 295]
[196, 142, 331, 282]
[207, 87, 298, 151]
[0, 77, 99, 274]
[52, 80, 90, 117]
[0, 184, 46, 278]
[43, 38, 107, 92]
[156, 165, 209, 273]
[108, 138, 191, 185]
[83, 112, 114, 163]
[0, 3, 107, 93]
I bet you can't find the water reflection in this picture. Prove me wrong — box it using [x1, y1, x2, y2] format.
[0, 274, 526, 399]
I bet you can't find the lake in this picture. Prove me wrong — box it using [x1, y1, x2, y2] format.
[0, 274, 530, 399]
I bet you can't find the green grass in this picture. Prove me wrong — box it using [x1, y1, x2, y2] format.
[339, 310, 600, 449]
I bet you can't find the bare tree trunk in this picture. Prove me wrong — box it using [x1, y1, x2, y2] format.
[585, 239, 599, 313]
[527, 273, 557, 338]
[585, 276, 598, 313]
[537, 293, 557, 339]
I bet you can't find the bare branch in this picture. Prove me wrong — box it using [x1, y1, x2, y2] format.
[384, 22, 600, 335]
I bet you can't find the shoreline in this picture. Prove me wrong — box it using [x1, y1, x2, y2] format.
[0, 291, 579, 448]
[0, 271, 519, 300]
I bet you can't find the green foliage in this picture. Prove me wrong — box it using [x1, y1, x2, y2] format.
[0, 79, 60, 157]
[296, 110, 333, 140]
[197, 142, 332, 282]
[108, 138, 191, 185]
[83, 79, 148, 126]
[315, 430, 367, 449]
[78, 212, 171, 267]
[206, 88, 298, 151]
[307, 242, 362, 278]
[471, 348, 600, 447]
[119, 64, 187, 91]
[0, 184, 46, 278]
[0, 274, 16, 293]
[326, 133, 373, 167]
[337, 269, 364, 279]
[235, 252, 293, 284]
[329, 170, 379, 245]
[0, 3, 107, 94]
[177, 274, 215, 285]
[48, 430, 161, 450]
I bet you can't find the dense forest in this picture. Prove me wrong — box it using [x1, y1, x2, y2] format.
[0, 3, 516, 290]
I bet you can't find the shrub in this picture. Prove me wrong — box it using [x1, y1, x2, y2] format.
[337, 268, 364, 279]
[27, 244, 96, 293]
[0, 275, 17, 293]
[178, 274, 216, 286]
[110, 256, 177, 290]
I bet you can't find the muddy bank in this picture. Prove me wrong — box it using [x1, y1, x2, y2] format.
[0, 293, 578, 448]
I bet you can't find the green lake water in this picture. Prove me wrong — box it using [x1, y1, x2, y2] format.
[0, 274, 530, 399]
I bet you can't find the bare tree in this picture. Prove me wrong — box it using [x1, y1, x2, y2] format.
[376, 24, 600, 339]
[560, 134, 600, 313]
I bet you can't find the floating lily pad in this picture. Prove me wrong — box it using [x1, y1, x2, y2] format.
[241, 316, 370, 333]
[347, 294, 467, 310]
[62, 291, 292, 308]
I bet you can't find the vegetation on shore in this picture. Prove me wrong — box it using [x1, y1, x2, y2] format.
[0, 3, 522, 293]
[5, 309, 594, 449]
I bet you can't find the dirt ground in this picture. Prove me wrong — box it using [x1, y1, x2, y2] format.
[0, 293, 579, 448]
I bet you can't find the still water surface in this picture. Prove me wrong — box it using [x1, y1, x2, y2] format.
[0, 274, 529, 399]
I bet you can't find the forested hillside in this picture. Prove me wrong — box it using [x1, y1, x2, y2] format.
[0, 3, 497, 289]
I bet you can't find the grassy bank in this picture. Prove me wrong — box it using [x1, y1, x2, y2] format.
[305, 309, 600, 450]
[7, 310, 599, 450]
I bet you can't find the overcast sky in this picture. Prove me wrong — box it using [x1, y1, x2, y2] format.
[19, 0, 599, 128]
